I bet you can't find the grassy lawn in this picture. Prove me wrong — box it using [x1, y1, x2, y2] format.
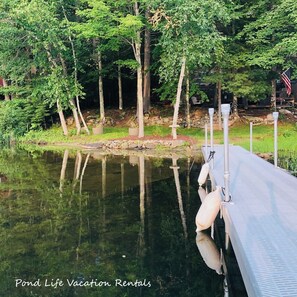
[226, 123, 297, 153]
[20, 122, 297, 154]
[178, 122, 297, 153]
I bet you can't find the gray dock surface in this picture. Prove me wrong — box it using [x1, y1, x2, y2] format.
[203, 145, 297, 297]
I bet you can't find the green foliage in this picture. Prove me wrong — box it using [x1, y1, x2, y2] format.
[151, 0, 230, 100]
[1, 0, 297, 130]
[240, 0, 297, 74]
[0, 0, 85, 137]
[0, 98, 50, 139]
[277, 151, 297, 176]
[222, 68, 271, 101]
[116, 59, 139, 71]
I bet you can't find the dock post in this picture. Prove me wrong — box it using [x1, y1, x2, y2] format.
[209, 108, 214, 151]
[273, 112, 279, 168]
[221, 104, 231, 202]
[209, 108, 214, 160]
[250, 122, 253, 153]
[204, 123, 208, 156]
[209, 108, 215, 168]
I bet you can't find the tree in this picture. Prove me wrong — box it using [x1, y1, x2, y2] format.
[61, 4, 90, 135]
[111, 0, 146, 137]
[74, 0, 116, 123]
[241, 0, 297, 108]
[133, 1, 145, 138]
[143, 8, 152, 113]
[76, 0, 146, 138]
[0, 0, 33, 101]
[0, 0, 87, 136]
[151, 0, 230, 138]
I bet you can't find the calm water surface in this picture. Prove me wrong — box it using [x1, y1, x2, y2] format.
[0, 149, 227, 297]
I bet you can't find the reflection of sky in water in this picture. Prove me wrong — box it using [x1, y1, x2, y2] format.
[0, 149, 225, 297]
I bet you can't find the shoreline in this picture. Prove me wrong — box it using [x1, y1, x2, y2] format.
[20, 135, 201, 158]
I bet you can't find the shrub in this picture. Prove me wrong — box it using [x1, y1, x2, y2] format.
[0, 98, 50, 139]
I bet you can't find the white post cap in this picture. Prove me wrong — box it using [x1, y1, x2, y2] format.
[208, 108, 215, 116]
[272, 112, 279, 120]
[221, 104, 231, 117]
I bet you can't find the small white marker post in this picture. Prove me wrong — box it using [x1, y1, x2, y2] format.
[221, 104, 231, 202]
[273, 112, 279, 168]
[209, 108, 215, 168]
[250, 122, 253, 153]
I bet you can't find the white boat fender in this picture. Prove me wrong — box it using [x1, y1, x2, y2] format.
[195, 186, 221, 232]
[198, 186, 207, 202]
[197, 162, 210, 186]
[196, 231, 222, 274]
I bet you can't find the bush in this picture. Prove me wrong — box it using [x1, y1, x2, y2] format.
[0, 98, 50, 139]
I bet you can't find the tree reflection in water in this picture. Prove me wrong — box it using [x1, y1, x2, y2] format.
[0, 149, 224, 297]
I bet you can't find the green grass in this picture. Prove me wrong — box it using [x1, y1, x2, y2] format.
[20, 125, 129, 144]
[213, 123, 297, 153]
[19, 122, 297, 154]
[177, 122, 297, 153]
[144, 125, 172, 136]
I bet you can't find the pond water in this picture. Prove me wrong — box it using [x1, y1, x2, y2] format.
[0, 149, 231, 297]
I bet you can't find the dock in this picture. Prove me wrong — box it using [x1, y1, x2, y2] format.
[202, 145, 297, 297]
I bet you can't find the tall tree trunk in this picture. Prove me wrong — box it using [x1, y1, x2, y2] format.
[271, 79, 277, 110]
[60, 56, 82, 134]
[143, 9, 151, 113]
[118, 65, 123, 110]
[57, 100, 68, 136]
[2, 79, 10, 101]
[76, 98, 90, 135]
[172, 56, 186, 139]
[41, 40, 71, 137]
[185, 69, 191, 129]
[93, 39, 105, 122]
[214, 83, 218, 108]
[233, 95, 239, 118]
[69, 99, 81, 134]
[98, 50, 105, 122]
[134, 2, 144, 138]
[136, 51, 144, 138]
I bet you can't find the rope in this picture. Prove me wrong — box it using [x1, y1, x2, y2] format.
[189, 150, 215, 172]
[221, 187, 232, 202]
[207, 151, 215, 162]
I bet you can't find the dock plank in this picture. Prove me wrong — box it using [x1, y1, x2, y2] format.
[203, 145, 297, 297]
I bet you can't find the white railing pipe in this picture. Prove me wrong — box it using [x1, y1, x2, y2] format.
[221, 104, 231, 202]
[273, 112, 279, 168]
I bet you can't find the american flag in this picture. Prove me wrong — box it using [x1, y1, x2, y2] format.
[281, 68, 292, 96]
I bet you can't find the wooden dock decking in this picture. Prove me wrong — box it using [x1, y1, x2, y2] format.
[202, 145, 297, 297]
